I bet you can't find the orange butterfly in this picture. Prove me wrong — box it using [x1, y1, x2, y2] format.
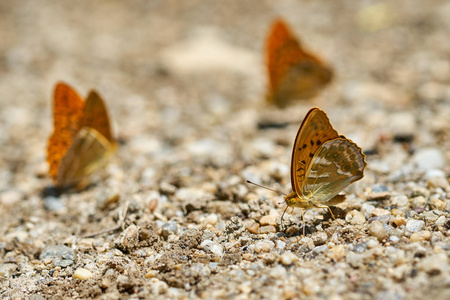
[266, 18, 333, 107]
[283, 107, 366, 234]
[47, 82, 116, 189]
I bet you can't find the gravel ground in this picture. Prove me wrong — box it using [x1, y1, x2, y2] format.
[0, 1, 449, 299]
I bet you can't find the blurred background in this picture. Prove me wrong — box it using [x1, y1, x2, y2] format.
[0, 0, 449, 197]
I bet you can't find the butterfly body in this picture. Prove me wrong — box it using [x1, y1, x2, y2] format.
[283, 107, 366, 232]
[47, 82, 116, 189]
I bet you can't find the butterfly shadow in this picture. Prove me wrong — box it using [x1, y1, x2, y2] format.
[41, 181, 97, 198]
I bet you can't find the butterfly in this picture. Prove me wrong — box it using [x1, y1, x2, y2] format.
[265, 18, 333, 107]
[47, 82, 116, 189]
[283, 107, 366, 235]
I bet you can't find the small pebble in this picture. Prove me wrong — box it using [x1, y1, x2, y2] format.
[346, 252, 364, 268]
[39, 245, 75, 267]
[258, 225, 277, 234]
[391, 195, 409, 207]
[254, 240, 274, 253]
[410, 196, 427, 208]
[371, 208, 391, 217]
[311, 232, 328, 246]
[244, 220, 260, 234]
[259, 215, 277, 226]
[435, 216, 446, 227]
[74, 268, 93, 280]
[429, 198, 446, 211]
[276, 240, 286, 250]
[299, 237, 315, 251]
[423, 210, 441, 222]
[389, 236, 400, 243]
[312, 245, 328, 254]
[361, 203, 375, 217]
[369, 221, 388, 241]
[0, 263, 17, 277]
[405, 220, 425, 233]
[366, 239, 379, 249]
[346, 210, 366, 225]
[410, 231, 431, 242]
[161, 220, 178, 238]
[202, 214, 219, 226]
[427, 177, 448, 189]
[199, 240, 224, 256]
[114, 224, 140, 252]
[393, 216, 406, 226]
[280, 252, 298, 265]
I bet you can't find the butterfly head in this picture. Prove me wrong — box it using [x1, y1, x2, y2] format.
[284, 191, 314, 209]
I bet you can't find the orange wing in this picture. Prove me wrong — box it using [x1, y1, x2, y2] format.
[47, 82, 85, 182]
[291, 107, 339, 196]
[265, 18, 333, 107]
[80, 90, 114, 144]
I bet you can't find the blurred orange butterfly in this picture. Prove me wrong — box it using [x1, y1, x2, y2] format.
[47, 82, 116, 189]
[266, 18, 333, 107]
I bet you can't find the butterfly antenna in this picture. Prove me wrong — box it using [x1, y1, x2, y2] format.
[246, 180, 287, 196]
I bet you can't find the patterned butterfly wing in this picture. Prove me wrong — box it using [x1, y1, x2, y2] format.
[291, 108, 339, 197]
[47, 82, 85, 182]
[57, 127, 113, 187]
[302, 138, 366, 204]
[266, 18, 333, 107]
[80, 90, 114, 144]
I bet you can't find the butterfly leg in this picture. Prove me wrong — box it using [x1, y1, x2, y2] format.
[300, 208, 305, 236]
[281, 206, 289, 226]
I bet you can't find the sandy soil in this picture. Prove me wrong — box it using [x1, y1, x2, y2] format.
[0, 1, 449, 299]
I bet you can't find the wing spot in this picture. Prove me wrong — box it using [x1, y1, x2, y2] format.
[316, 140, 321, 145]
[309, 152, 314, 158]
[310, 140, 314, 146]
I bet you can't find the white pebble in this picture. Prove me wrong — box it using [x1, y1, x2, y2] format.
[369, 221, 388, 241]
[276, 240, 286, 250]
[254, 240, 275, 253]
[346, 210, 366, 225]
[280, 252, 298, 265]
[389, 236, 400, 243]
[202, 214, 219, 226]
[366, 239, 379, 249]
[199, 240, 224, 256]
[74, 268, 93, 280]
[405, 220, 425, 233]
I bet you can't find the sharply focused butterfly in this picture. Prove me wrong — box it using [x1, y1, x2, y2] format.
[47, 82, 116, 189]
[283, 107, 366, 234]
[266, 18, 333, 107]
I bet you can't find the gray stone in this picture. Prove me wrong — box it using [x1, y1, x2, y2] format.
[161, 220, 178, 238]
[405, 220, 425, 233]
[39, 245, 75, 267]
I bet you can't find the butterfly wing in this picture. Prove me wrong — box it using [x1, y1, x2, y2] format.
[302, 138, 366, 204]
[274, 59, 333, 106]
[80, 90, 114, 144]
[57, 127, 113, 187]
[265, 18, 333, 107]
[47, 82, 85, 182]
[291, 108, 340, 196]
